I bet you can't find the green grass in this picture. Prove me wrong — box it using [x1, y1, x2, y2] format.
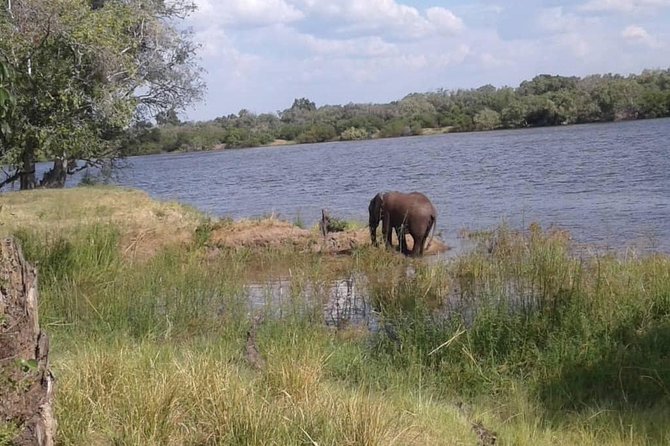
[0, 423, 20, 446]
[7, 205, 670, 445]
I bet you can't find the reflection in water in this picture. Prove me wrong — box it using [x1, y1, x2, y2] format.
[323, 276, 374, 327]
[245, 274, 376, 329]
[243, 248, 567, 333]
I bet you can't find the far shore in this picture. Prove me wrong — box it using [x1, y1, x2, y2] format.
[220, 126, 455, 152]
[128, 116, 670, 158]
[128, 125, 456, 157]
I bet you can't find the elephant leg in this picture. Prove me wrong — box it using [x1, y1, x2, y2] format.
[417, 217, 435, 257]
[383, 218, 393, 248]
[394, 226, 403, 253]
[411, 234, 425, 257]
[398, 226, 410, 255]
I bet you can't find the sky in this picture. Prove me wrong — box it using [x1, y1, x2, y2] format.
[184, 0, 670, 121]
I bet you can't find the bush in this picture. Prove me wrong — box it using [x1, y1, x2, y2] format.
[339, 126, 368, 141]
[473, 108, 501, 130]
[379, 119, 414, 138]
[296, 123, 337, 143]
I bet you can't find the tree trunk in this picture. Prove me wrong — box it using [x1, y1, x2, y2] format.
[19, 145, 36, 190]
[0, 238, 56, 446]
[39, 159, 67, 189]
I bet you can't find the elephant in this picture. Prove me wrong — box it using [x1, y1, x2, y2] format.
[368, 191, 437, 257]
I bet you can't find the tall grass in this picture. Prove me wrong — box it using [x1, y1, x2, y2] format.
[361, 224, 670, 443]
[16, 225, 252, 340]
[12, 220, 670, 445]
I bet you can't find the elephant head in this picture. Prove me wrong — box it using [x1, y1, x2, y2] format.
[368, 192, 384, 246]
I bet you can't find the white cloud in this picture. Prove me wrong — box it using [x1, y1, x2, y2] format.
[289, 0, 464, 39]
[622, 24, 661, 46]
[536, 7, 602, 59]
[193, 0, 304, 27]
[479, 52, 508, 68]
[538, 7, 600, 34]
[300, 35, 397, 58]
[580, 0, 670, 13]
[426, 7, 465, 35]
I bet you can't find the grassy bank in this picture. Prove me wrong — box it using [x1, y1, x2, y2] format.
[1, 187, 669, 445]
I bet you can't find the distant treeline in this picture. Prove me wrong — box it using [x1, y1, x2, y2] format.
[123, 69, 670, 155]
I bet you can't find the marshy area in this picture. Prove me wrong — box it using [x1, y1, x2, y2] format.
[1, 186, 669, 445]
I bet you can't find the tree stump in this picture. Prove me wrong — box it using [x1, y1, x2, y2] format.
[319, 209, 331, 238]
[0, 238, 56, 446]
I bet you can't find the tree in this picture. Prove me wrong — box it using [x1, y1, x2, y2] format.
[297, 123, 336, 143]
[290, 97, 316, 112]
[501, 100, 527, 128]
[0, 0, 204, 189]
[120, 67, 670, 154]
[156, 108, 182, 127]
[518, 74, 578, 96]
[279, 97, 317, 126]
[473, 108, 501, 131]
[0, 58, 12, 135]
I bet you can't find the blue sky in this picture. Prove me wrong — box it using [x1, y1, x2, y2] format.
[184, 0, 670, 121]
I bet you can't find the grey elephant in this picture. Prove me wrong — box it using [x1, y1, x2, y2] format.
[368, 191, 437, 257]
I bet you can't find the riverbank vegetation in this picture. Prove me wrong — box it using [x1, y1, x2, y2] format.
[124, 68, 670, 154]
[1, 186, 668, 445]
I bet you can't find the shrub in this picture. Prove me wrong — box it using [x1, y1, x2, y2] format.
[339, 126, 368, 141]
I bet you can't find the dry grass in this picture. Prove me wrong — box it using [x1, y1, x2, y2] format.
[1, 187, 448, 261]
[54, 337, 476, 446]
[0, 187, 204, 261]
[208, 216, 314, 250]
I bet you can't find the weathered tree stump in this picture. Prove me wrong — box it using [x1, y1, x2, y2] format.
[319, 209, 331, 238]
[0, 238, 55, 446]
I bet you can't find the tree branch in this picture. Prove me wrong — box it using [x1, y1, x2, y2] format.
[0, 168, 21, 188]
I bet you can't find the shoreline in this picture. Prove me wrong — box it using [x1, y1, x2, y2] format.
[126, 116, 669, 157]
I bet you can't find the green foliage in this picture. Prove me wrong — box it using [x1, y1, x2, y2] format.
[122, 68, 670, 154]
[0, 0, 203, 188]
[0, 59, 13, 136]
[324, 216, 349, 232]
[0, 422, 19, 446]
[518, 74, 579, 96]
[16, 225, 246, 338]
[15, 225, 121, 284]
[379, 118, 413, 138]
[473, 108, 501, 130]
[339, 126, 368, 141]
[296, 123, 337, 143]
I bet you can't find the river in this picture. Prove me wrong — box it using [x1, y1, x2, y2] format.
[29, 118, 670, 253]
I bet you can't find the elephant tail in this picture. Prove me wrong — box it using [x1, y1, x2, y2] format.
[424, 213, 436, 252]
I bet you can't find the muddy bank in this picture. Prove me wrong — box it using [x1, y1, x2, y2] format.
[207, 218, 448, 256]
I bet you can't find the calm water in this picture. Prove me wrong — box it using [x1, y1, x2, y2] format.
[33, 118, 670, 253]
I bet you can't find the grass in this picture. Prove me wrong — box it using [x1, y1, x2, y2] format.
[2, 187, 669, 445]
[0, 186, 206, 261]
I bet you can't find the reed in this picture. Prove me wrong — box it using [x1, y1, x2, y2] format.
[3, 187, 669, 445]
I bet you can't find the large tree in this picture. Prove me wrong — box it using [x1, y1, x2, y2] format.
[0, 0, 204, 189]
[0, 58, 12, 133]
